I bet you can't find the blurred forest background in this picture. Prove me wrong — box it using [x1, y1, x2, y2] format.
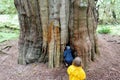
[0, 0, 120, 42]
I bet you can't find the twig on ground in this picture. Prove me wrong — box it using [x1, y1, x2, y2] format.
[0, 50, 8, 54]
[1, 45, 12, 51]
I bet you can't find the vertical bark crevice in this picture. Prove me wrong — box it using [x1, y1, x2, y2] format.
[68, 0, 74, 48]
[37, 0, 49, 62]
[60, 0, 70, 63]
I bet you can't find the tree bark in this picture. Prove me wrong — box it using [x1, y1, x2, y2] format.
[15, 0, 98, 69]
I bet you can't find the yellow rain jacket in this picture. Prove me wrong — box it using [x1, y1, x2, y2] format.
[67, 65, 86, 80]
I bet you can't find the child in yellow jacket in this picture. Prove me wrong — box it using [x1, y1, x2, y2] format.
[67, 57, 86, 80]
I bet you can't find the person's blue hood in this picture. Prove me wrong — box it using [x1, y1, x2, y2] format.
[66, 46, 70, 50]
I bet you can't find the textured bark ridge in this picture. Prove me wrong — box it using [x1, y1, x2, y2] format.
[15, 0, 98, 69]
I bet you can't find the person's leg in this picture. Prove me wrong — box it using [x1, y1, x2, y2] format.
[68, 61, 72, 66]
[63, 60, 68, 67]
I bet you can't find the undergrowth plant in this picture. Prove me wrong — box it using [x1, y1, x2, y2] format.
[97, 26, 111, 34]
[0, 0, 16, 14]
[0, 15, 19, 43]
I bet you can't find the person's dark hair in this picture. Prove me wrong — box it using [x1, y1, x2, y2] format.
[66, 41, 70, 46]
[72, 57, 82, 67]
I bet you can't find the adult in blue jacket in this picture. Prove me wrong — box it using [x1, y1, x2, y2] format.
[64, 46, 74, 66]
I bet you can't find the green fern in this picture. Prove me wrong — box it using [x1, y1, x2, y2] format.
[98, 26, 111, 34]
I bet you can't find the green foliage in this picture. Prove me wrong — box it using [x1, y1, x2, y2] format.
[0, 15, 19, 27]
[0, 25, 19, 43]
[0, 32, 19, 42]
[97, 25, 111, 34]
[0, 0, 16, 14]
[0, 15, 19, 43]
[97, 25, 120, 35]
[97, 0, 120, 24]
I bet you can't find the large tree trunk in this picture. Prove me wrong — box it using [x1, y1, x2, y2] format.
[14, 0, 98, 69]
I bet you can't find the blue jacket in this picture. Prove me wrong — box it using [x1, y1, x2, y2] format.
[64, 49, 73, 64]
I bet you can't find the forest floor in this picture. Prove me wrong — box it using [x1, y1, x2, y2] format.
[0, 34, 120, 80]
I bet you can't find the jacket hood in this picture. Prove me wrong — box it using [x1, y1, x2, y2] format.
[66, 46, 70, 49]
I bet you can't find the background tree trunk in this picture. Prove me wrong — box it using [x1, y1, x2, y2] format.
[15, 0, 98, 69]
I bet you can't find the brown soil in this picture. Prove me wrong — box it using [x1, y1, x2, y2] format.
[0, 34, 120, 80]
